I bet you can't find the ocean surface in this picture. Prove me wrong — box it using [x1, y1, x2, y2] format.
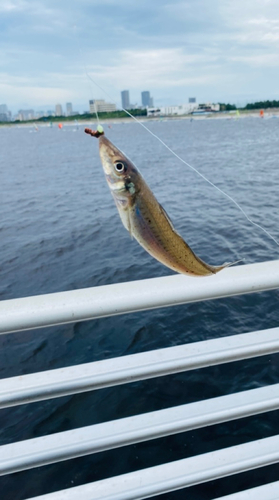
[0, 117, 279, 499]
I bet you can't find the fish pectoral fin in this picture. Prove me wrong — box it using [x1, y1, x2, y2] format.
[113, 196, 133, 237]
[124, 208, 133, 238]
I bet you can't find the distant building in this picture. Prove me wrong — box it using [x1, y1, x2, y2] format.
[147, 103, 198, 117]
[189, 97, 196, 103]
[89, 99, 116, 113]
[89, 100, 95, 113]
[121, 90, 130, 109]
[141, 91, 153, 108]
[0, 104, 11, 122]
[17, 109, 35, 121]
[0, 104, 8, 113]
[147, 101, 219, 117]
[195, 102, 220, 112]
[66, 102, 73, 116]
[55, 104, 63, 116]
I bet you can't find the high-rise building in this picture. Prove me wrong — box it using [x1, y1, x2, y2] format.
[189, 97, 196, 103]
[121, 90, 130, 109]
[55, 104, 63, 116]
[66, 102, 73, 116]
[141, 91, 153, 108]
[89, 100, 96, 114]
[0, 104, 8, 114]
[89, 99, 116, 113]
[0, 104, 11, 122]
[17, 109, 35, 121]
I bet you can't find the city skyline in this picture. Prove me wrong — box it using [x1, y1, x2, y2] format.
[1, 92, 278, 122]
[1, 87, 263, 119]
[0, 91, 197, 121]
[0, 101, 81, 121]
[1, 89, 157, 121]
[5, 87, 157, 118]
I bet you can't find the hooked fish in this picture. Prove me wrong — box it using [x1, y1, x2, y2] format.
[85, 128, 236, 277]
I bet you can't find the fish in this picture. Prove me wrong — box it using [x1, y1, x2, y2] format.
[87, 129, 236, 276]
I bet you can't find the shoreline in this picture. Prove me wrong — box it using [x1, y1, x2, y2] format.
[1, 108, 279, 128]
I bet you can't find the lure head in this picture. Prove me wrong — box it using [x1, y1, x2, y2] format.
[99, 135, 139, 198]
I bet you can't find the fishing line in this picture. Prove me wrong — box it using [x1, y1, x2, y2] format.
[73, 25, 100, 124]
[75, 35, 279, 248]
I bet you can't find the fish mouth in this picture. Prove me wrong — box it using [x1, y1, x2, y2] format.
[98, 136, 121, 175]
[99, 136, 113, 168]
[99, 136, 121, 161]
[99, 136, 130, 181]
[98, 137, 126, 192]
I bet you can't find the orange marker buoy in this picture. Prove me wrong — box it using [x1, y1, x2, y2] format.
[58, 123, 63, 129]
[259, 109, 264, 118]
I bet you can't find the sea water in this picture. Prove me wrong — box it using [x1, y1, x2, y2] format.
[0, 117, 279, 499]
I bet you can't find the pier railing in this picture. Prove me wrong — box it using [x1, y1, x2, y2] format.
[0, 260, 279, 499]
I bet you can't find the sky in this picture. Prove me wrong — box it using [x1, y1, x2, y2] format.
[1, 0, 279, 114]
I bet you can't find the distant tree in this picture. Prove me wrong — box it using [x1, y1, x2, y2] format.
[37, 109, 147, 122]
[245, 100, 279, 109]
[218, 103, 237, 111]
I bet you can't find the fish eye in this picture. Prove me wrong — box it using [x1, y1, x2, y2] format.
[114, 162, 125, 173]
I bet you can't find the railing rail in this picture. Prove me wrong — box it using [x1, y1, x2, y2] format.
[0, 260, 278, 334]
[1, 383, 279, 476]
[27, 436, 279, 500]
[1, 260, 279, 499]
[1, 327, 279, 408]
[213, 480, 279, 500]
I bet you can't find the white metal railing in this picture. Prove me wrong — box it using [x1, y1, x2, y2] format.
[1, 327, 279, 408]
[0, 260, 279, 499]
[1, 383, 279, 476]
[27, 436, 279, 500]
[0, 260, 278, 335]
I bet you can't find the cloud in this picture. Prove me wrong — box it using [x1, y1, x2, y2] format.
[230, 53, 279, 67]
[0, 0, 24, 13]
[0, 72, 74, 107]
[86, 49, 222, 91]
[2, 0, 279, 111]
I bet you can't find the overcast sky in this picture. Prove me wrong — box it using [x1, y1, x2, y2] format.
[1, 0, 279, 113]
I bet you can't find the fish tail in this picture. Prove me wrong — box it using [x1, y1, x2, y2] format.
[212, 259, 243, 274]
